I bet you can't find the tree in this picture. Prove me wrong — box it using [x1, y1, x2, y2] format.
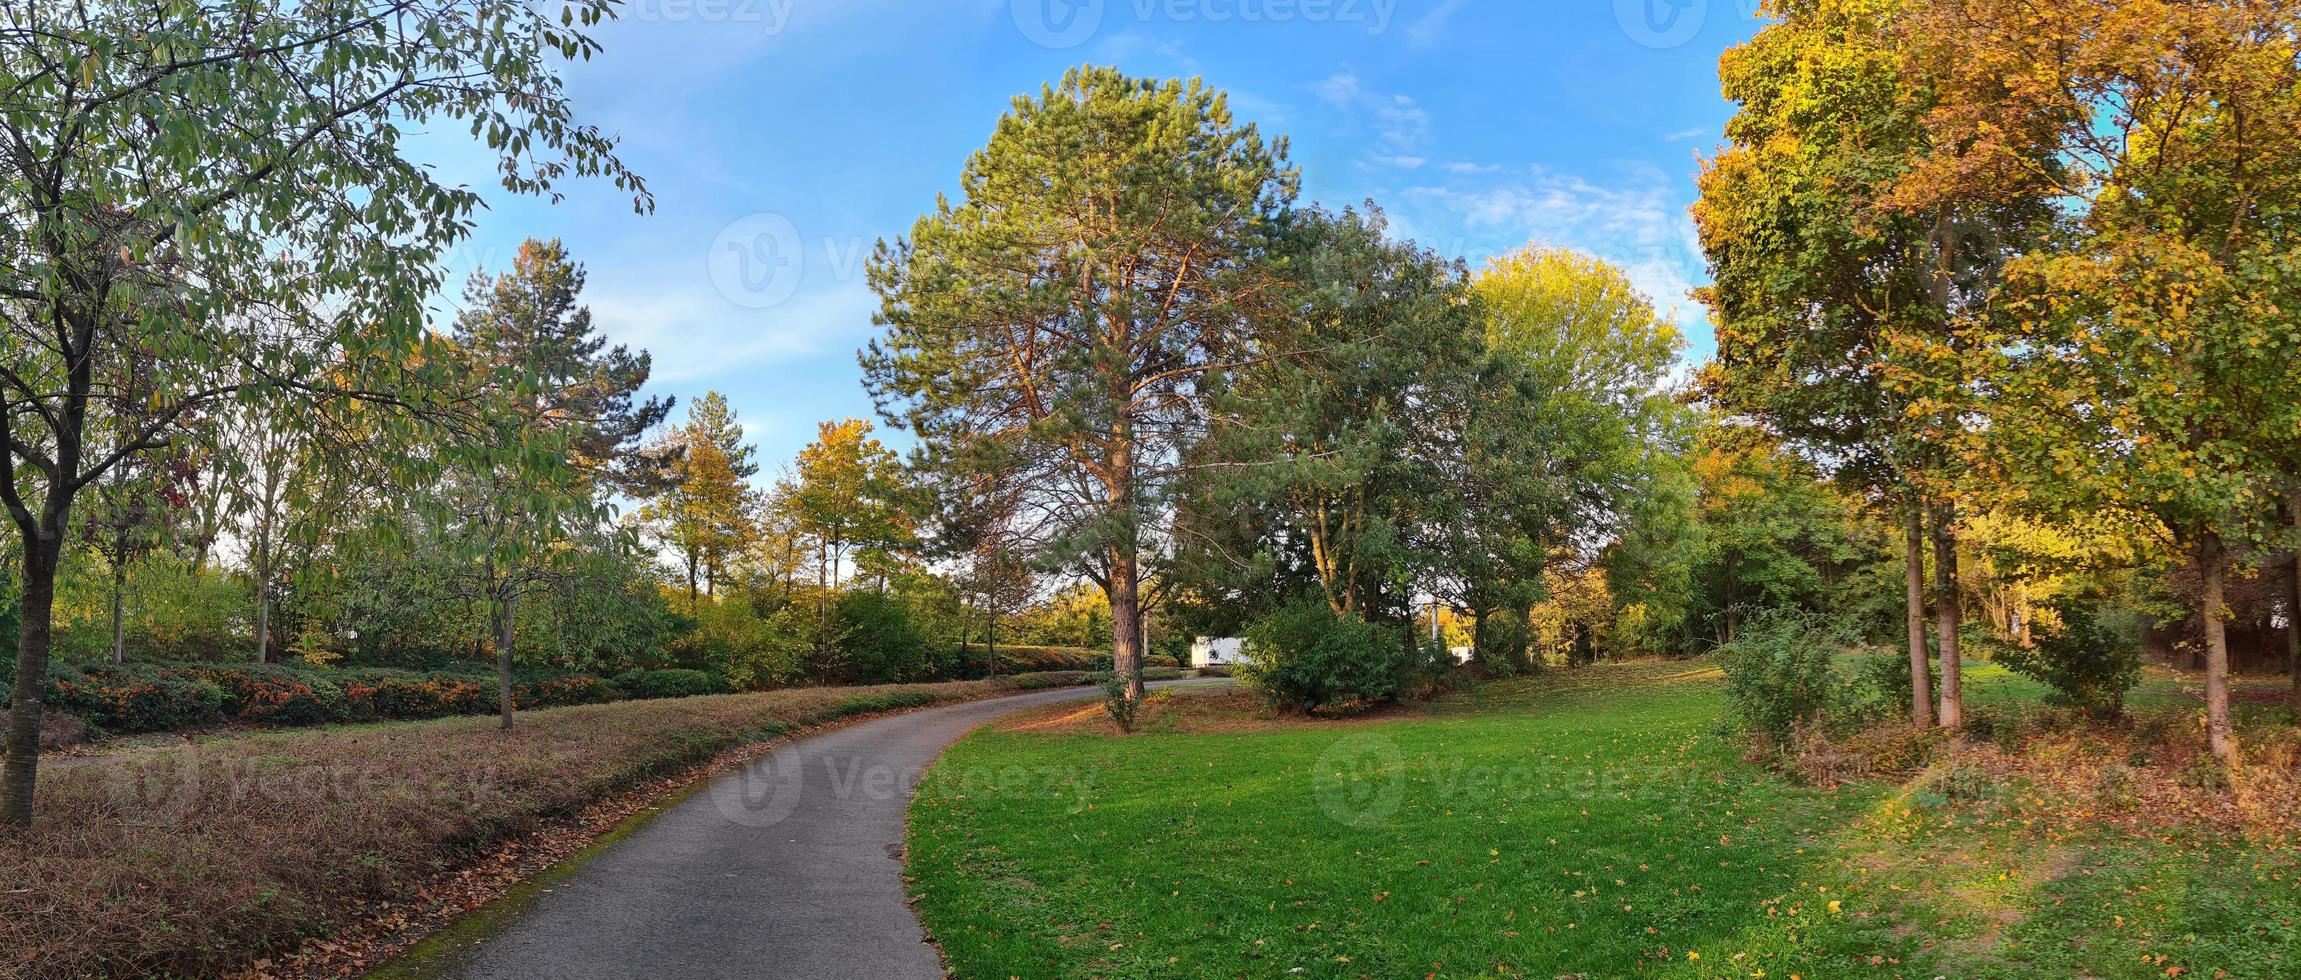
[1694, 0, 2040, 727]
[863, 67, 1296, 702]
[0, 0, 644, 826]
[445, 240, 658, 729]
[1897, 0, 2301, 759]
[1185, 204, 1478, 625]
[1441, 246, 1685, 672]
[783, 418, 907, 678]
[643, 393, 759, 605]
[448, 239, 674, 496]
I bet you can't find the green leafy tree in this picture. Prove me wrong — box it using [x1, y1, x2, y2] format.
[643, 392, 760, 605]
[1897, 0, 2301, 758]
[1184, 204, 1479, 624]
[1441, 246, 1686, 673]
[863, 67, 1296, 702]
[0, 0, 644, 825]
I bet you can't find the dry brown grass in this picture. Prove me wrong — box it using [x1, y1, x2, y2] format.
[0, 679, 1007, 979]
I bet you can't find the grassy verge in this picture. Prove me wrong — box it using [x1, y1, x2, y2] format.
[0, 678, 1029, 979]
[906, 660, 2300, 978]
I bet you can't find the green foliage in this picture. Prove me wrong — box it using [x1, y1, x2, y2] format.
[1100, 676, 1140, 733]
[834, 691, 934, 717]
[166, 664, 351, 726]
[610, 669, 729, 700]
[1237, 597, 1403, 713]
[1003, 670, 1098, 691]
[1996, 603, 2144, 718]
[45, 664, 226, 734]
[339, 669, 492, 720]
[1717, 608, 1853, 748]
[834, 589, 932, 684]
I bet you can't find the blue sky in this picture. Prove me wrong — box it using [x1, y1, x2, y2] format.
[424, 0, 1769, 470]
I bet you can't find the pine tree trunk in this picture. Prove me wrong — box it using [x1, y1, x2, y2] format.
[1904, 505, 1935, 728]
[2201, 533, 2234, 761]
[1110, 554, 1144, 702]
[1932, 500, 1964, 728]
[497, 588, 519, 731]
[2, 535, 61, 828]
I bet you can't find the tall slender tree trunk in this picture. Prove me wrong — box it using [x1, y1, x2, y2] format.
[2201, 532, 2235, 761]
[1904, 505, 1935, 728]
[496, 588, 519, 731]
[1931, 500, 1964, 728]
[2, 534, 61, 828]
[110, 557, 128, 665]
[253, 521, 272, 664]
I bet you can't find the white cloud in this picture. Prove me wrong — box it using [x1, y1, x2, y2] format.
[1404, 0, 1466, 48]
[1314, 71, 1431, 169]
[588, 282, 878, 385]
[1404, 166, 1709, 333]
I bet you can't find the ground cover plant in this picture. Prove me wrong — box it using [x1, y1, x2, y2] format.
[907, 660, 2301, 978]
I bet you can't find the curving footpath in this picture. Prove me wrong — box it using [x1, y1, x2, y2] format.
[417, 680, 1220, 980]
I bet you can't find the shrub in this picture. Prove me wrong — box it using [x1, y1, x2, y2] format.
[611, 668, 729, 700]
[834, 690, 934, 716]
[1717, 608, 1850, 749]
[1842, 651, 1928, 729]
[1194, 664, 1232, 679]
[514, 672, 622, 709]
[1237, 598, 1404, 714]
[163, 664, 350, 726]
[46, 663, 226, 733]
[1101, 676, 1139, 732]
[1004, 670, 1097, 690]
[835, 590, 931, 683]
[340, 669, 491, 720]
[1996, 603, 2143, 718]
[1397, 639, 1462, 701]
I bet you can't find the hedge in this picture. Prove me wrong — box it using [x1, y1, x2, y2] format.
[3, 660, 742, 736]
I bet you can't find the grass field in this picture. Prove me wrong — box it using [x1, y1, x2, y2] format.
[906, 660, 2301, 978]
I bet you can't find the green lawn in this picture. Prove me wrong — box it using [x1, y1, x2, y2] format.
[905, 661, 2301, 978]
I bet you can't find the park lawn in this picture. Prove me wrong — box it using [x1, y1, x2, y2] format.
[906, 660, 2301, 979]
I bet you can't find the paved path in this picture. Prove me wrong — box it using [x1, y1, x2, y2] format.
[424, 681, 1219, 980]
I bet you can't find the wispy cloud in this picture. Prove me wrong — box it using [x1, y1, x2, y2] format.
[1315, 71, 1431, 169]
[1403, 165, 1709, 337]
[1405, 0, 1466, 48]
[589, 282, 878, 385]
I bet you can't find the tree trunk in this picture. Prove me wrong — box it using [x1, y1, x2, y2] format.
[1109, 555, 1144, 702]
[2201, 533, 2234, 761]
[1904, 505, 1935, 728]
[253, 525, 271, 664]
[2, 535, 61, 828]
[497, 588, 519, 731]
[110, 557, 128, 665]
[815, 538, 831, 683]
[1931, 500, 1965, 728]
